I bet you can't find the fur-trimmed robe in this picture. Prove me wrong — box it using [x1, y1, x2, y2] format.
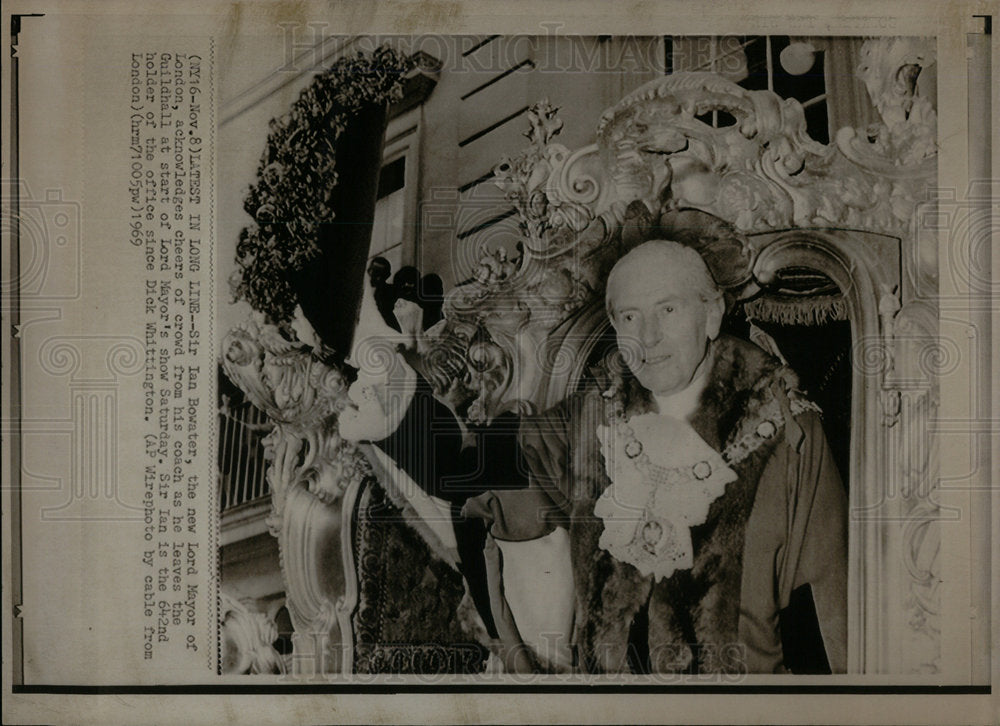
[465, 335, 848, 674]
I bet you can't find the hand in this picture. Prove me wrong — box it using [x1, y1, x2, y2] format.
[393, 299, 423, 347]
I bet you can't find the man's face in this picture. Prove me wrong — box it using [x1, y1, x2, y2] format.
[607, 244, 724, 396]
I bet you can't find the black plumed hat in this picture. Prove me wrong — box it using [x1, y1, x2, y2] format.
[619, 200, 755, 291]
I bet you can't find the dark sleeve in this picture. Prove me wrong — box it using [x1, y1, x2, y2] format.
[780, 410, 848, 673]
[373, 373, 467, 503]
[462, 398, 577, 541]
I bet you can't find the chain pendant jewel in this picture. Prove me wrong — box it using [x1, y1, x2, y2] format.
[595, 413, 738, 581]
[595, 375, 814, 581]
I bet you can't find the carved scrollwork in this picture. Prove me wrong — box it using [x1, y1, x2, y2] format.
[494, 100, 606, 260]
[886, 299, 941, 392]
[464, 335, 513, 424]
[597, 72, 818, 231]
[219, 591, 285, 675]
[404, 317, 525, 426]
[221, 316, 371, 673]
[221, 317, 347, 427]
[434, 103, 629, 423]
[840, 37, 937, 170]
[876, 294, 940, 673]
[897, 389, 941, 674]
[595, 65, 936, 237]
[221, 317, 369, 518]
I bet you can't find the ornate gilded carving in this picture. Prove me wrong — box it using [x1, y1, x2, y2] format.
[219, 591, 286, 675]
[597, 72, 807, 231]
[878, 283, 902, 386]
[494, 100, 607, 259]
[885, 301, 941, 673]
[221, 317, 370, 673]
[597, 69, 936, 237]
[221, 317, 368, 517]
[438, 104, 625, 422]
[848, 37, 937, 167]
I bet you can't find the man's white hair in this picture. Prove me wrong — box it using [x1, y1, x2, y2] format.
[605, 239, 722, 321]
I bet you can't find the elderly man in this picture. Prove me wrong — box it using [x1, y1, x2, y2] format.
[464, 238, 848, 676]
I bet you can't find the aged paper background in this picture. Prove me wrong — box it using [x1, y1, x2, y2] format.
[1, 0, 997, 723]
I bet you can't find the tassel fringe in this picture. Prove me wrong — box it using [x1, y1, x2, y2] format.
[743, 295, 848, 326]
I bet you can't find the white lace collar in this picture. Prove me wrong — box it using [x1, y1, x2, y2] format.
[595, 413, 736, 581]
